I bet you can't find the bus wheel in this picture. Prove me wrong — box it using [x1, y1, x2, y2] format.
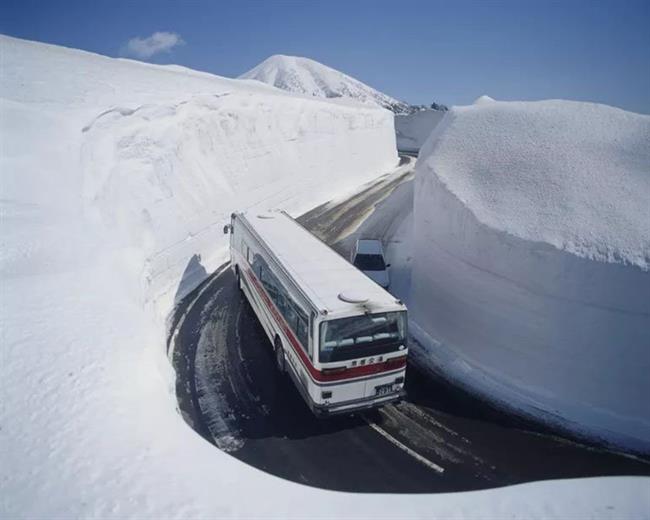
[274, 337, 286, 374]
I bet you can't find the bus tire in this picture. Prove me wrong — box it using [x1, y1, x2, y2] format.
[274, 336, 286, 374]
[235, 266, 242, 292]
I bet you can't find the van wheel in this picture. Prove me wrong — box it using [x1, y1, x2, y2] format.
[274, 337, 286, 374]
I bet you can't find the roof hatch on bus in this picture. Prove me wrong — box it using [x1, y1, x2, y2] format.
[338, 292, 369, 304]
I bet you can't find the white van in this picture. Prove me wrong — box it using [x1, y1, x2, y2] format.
[351, 239, 390, 289]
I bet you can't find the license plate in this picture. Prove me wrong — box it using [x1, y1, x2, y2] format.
[375, 383, 393, 396]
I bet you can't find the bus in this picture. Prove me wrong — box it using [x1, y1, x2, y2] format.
[224, 210, 408, 416]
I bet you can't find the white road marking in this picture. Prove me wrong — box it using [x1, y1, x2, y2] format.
[366, 420, 445, 474]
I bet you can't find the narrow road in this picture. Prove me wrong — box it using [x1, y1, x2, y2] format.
[170, 158, 650, 492]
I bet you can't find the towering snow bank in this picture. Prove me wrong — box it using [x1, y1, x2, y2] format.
[0, 35, 400, 517]
[240, 54, 411, 114]
[1, 35, 397, 313]
[82, 92, 398, 312]
[395, 108, 447, 152]
[410, 99, 650, 453]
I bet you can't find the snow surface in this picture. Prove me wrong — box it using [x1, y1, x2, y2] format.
[423, 100, 650, 268]
[395, 108, 447, 152]
[240, 54, 411, 114]
[2, 35, 649, 518]
[411, 98, 650, 453]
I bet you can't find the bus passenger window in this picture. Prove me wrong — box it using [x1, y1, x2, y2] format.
[296, 315, 309, 355]
[252, 254, 263, 278]
[309, 312, 315, 340]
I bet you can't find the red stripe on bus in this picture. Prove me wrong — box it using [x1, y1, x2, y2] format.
[243, 266, 406, 383]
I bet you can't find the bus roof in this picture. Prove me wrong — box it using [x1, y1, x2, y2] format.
[239, 211, 404, 317]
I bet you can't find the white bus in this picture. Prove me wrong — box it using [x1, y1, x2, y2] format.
[224, 210, 408, 416]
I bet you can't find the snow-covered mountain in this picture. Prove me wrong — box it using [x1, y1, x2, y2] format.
[240, 54, 412, 114]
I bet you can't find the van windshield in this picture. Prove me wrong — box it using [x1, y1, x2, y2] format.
[353, 254, 386, 271]
[319, 311, 406, 363]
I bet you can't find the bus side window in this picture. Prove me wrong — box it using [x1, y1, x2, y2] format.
[252, 253, 263, 278]
[256, 254, 312, 357]
[260, 261, 275, 294]
[295, 312, 309, 357]
[265, 268, 296, 331]
[308, 311, 316, 358]
[309, 312, 315, 340]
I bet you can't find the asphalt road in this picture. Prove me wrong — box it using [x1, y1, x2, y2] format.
[170, 158, 650, 493]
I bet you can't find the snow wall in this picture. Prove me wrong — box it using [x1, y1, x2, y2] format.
[410, 99, 650, 454]
[1, 35, 397, 317]
[81, 92, 399, 315]
[395, 108, 446, 152]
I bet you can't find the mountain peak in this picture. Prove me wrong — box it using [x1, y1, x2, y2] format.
[239, 54, 411, 114]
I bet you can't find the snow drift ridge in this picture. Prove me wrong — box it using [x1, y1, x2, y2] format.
[424, 99, 650, 268]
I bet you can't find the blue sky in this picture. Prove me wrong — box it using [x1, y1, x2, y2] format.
[2, 0, 649, 113]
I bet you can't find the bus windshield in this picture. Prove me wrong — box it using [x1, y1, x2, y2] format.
[319, 311, 406, 363]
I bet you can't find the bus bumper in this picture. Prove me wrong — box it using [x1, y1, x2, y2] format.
[311, 389, 405, 417]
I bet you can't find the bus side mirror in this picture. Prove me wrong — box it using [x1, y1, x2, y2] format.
[223, 224, 232, 235]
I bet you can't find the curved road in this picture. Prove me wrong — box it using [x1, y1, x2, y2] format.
[170, 158, 649, 493]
